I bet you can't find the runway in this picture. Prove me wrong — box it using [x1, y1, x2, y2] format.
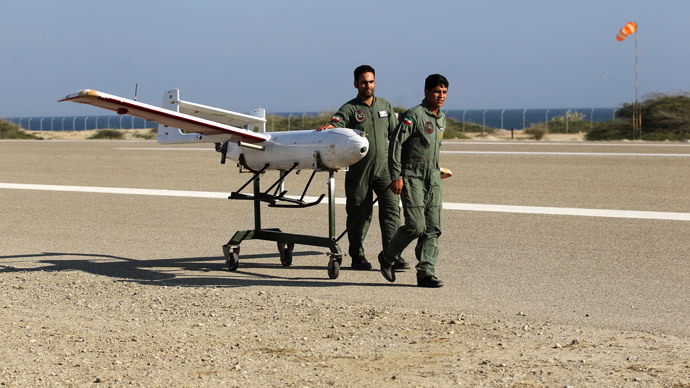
[2, 140, 689, 337]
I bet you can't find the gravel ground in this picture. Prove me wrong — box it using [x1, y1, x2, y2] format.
[2, 135, 689, 387]
[1, 268, 688, 387]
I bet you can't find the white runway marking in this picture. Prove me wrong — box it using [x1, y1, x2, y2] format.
[442, 203, 690, 221]
[0, 183, 229, 199]
[3, 183, 689, 221]
[115, 147, 212, 151]
[442, 141, 690, 147]
[114, 147, 690, 157]
[441, 151, 690, 157]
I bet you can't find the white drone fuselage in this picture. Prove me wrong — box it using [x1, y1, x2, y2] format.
[60, 89, 369, 172]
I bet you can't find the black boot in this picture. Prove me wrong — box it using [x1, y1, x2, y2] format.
[351, 257, 372, 270]
[393, 257, 410, 271]
[417, 275, 443, 288]
[377, 252, 395, 282]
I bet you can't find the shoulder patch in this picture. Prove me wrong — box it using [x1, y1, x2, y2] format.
[330, 115, 341, 123]
[402, 117, 413, 125]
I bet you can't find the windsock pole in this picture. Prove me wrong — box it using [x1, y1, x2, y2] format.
[616, 21, 640, 139]
[634, 22, 640, 139]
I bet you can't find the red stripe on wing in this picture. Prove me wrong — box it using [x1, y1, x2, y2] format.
[61, 90, 267, 143]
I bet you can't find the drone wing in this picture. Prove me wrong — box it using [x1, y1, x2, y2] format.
[59, 89, 268, 143]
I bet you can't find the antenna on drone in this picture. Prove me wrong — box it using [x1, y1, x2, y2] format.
[134, 83, 139, 101]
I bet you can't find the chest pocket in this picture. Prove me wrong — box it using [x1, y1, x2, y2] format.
[348, 109, 369, 133]
[420, 117, 445, 144]
[409, 118, 440, 149]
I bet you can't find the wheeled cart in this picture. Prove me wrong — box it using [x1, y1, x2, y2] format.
[222, 170, 344, 279]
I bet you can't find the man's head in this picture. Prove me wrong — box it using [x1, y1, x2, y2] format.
[353, 65, 376, 100]
[424, 74, 449, 112]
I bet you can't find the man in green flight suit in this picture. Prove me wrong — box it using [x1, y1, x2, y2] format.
[318, 65, 408, 271]
[378, 74, 449, 288]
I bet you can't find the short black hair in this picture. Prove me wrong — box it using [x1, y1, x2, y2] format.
[354, 65, 375, 82]
[424, 74, 449, 90]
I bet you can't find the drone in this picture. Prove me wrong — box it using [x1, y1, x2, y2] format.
[61, 89, 370, 278]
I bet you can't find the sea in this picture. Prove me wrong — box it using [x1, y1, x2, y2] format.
[5, 107, 618, 132]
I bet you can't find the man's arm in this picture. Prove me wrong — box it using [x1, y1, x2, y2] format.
[317, 106, 350, 131]
[388, 112, 414, 193]
[387, 103, 399, 139]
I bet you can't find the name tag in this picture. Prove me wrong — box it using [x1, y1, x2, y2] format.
[378, 111, 388, 118]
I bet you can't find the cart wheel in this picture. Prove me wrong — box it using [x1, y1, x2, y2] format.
[224, 246, 240, 271]
[327, 259, 340, 279]
[277, 242, 294, 267]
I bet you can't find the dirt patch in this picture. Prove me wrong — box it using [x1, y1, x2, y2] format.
[1, 270, 688, 387]
[27, 129, 154, 140]
[459, 129, 586, 142]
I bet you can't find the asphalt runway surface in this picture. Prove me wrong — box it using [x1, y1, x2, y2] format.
[2, 140, 689, 337]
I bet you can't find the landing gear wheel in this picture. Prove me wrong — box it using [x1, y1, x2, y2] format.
[223, 245, 240, 271]
[277, 242, 294, 267]
[327, 254, 342, 279]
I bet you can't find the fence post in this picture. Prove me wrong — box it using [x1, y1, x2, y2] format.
[501, 108, 505, 129]
[523, 109, 527, 130]
[590, 108, 595, 131]
[462, 110, 466, 132]
[545, 109, 550, 132]
[482, 109, 487, 133]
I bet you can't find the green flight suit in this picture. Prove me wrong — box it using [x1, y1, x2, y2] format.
[330, 95, 401, 261]
[385, 99, 445, 279]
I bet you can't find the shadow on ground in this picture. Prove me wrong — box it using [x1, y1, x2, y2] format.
[0, 251, 402, 288]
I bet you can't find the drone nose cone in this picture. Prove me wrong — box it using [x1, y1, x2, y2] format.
[320, 127, 370, 169]
[354, 135, 369, 157]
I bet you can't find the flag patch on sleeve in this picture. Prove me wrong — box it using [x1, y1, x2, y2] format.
[331, 115, 341, 123]
[403, 117, 413, 125]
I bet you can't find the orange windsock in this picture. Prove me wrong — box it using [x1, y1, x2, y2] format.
[616, 22, 637, 41]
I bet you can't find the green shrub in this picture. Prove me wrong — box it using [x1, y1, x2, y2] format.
[545, 120, 593, 133]
[88, 129, 125, 139]
[545, 110, 592, 133]
[133, 128, 157, 140]
[525, 126, 547, 140]
[444, 117, 479, 139]
[585, 120, 631, 140]
[585, 118, 690, 141]
[619, 93, 690, 132]
[0, 119, 40, 139]
[615, 92, 690, 140]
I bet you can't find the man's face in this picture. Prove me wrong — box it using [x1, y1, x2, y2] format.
[424, 85, 448, 111]
[354, 72, 375, 99]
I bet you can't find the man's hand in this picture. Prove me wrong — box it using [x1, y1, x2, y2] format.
[317, 123, 335, 131]
[390, 179, 403, 195]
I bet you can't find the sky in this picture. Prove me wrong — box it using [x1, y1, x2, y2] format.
[1, 0, 689, 117]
